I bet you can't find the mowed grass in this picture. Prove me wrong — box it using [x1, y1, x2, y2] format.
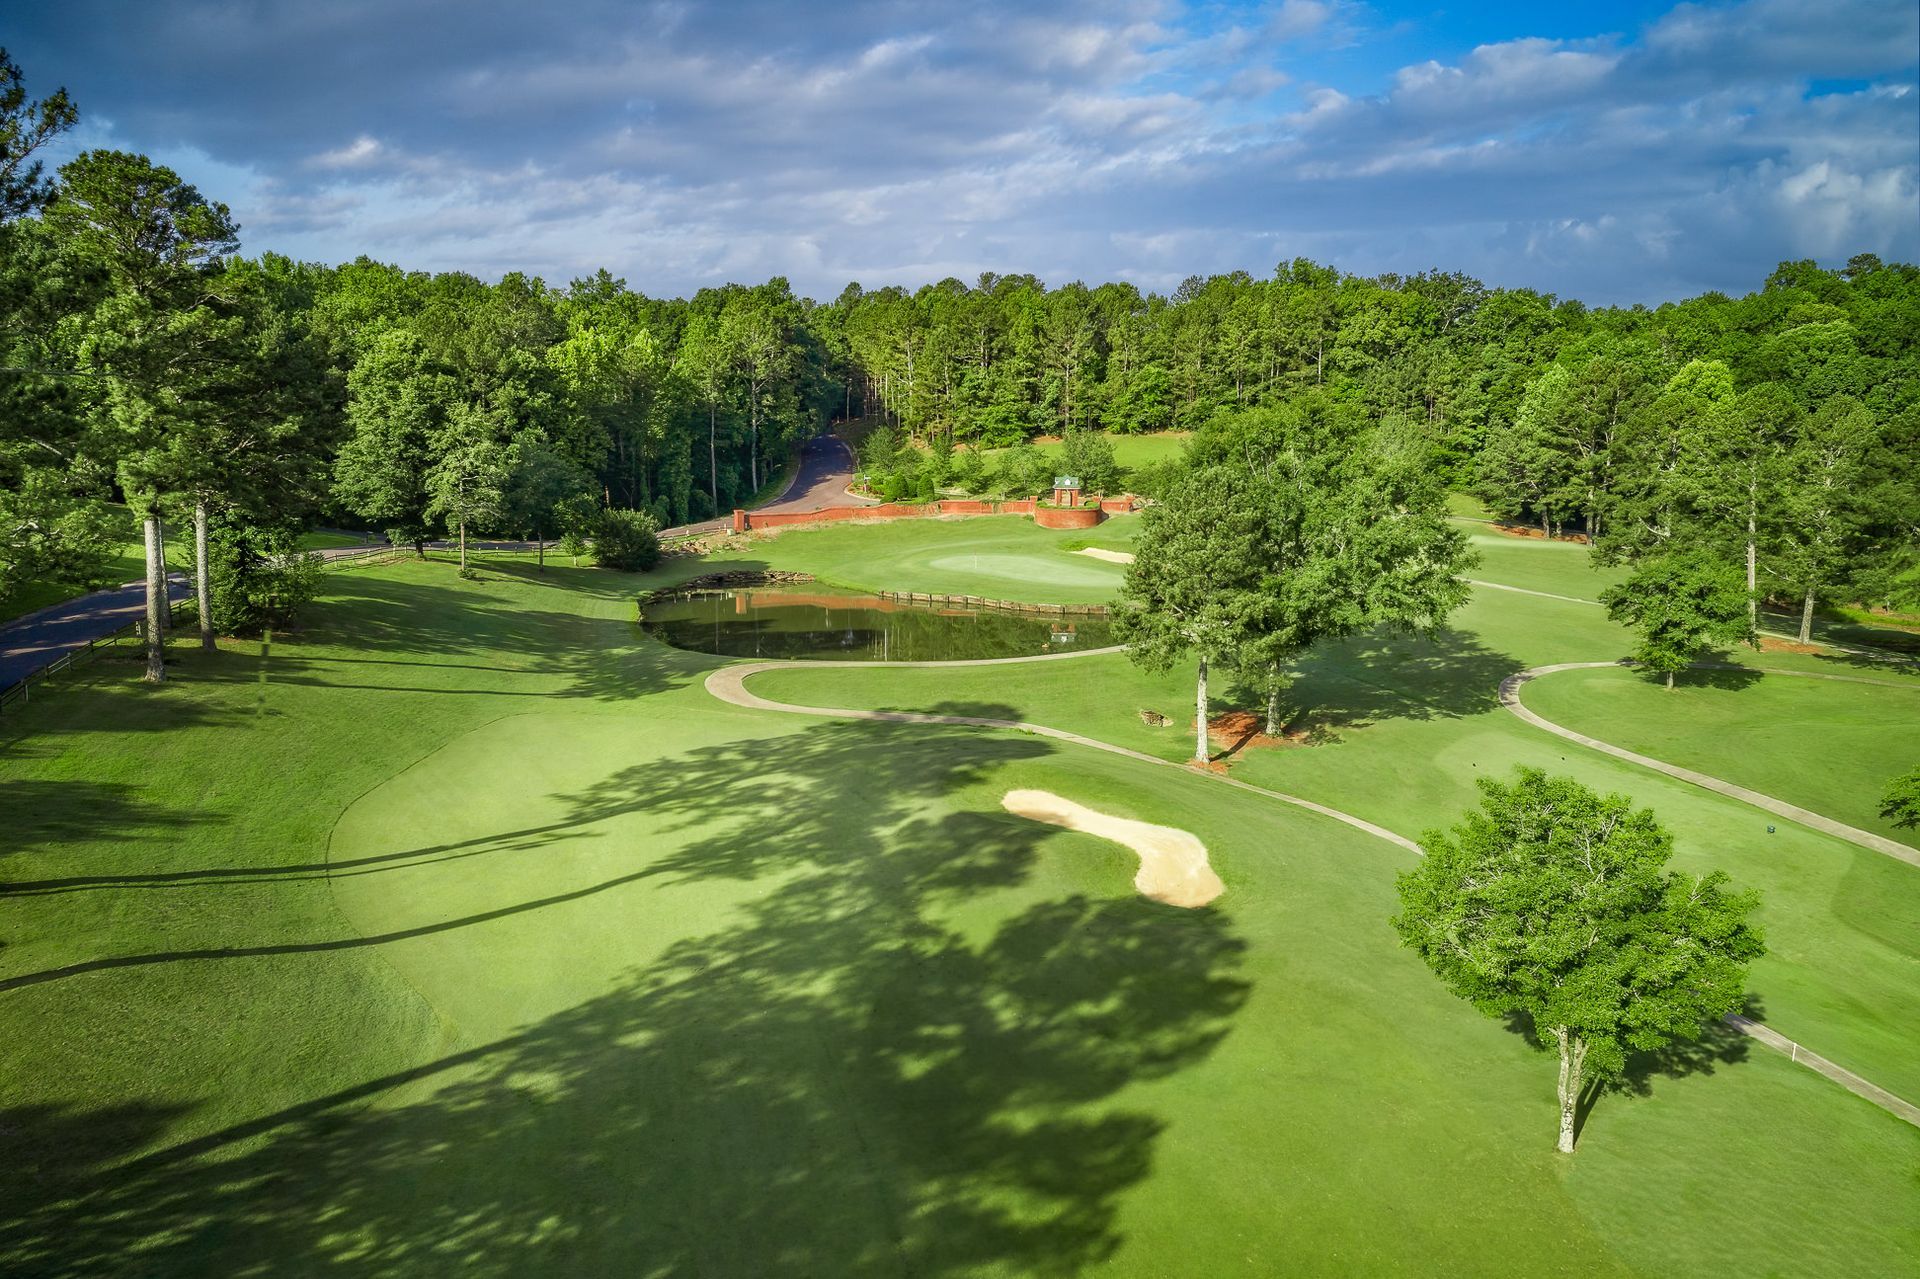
[1522, 664, 1920, 842]
[738, 515, 1135, 604]
[751, 543, 1920, 1106]
[979, 430, 1191, 474]
[1, 545, 1915, 1274]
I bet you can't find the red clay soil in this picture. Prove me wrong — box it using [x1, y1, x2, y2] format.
[1758, 635, 1823, 655]
[1196, 710, 1310, 758]
[1485, 522, 1589, 545]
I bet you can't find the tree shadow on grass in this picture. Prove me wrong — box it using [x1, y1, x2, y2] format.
[2, 710, 1249, 1277]
[1500, 1001, 1758, 1146]
[1258, 627, 1523, 743]
[0, 782, 219, 865]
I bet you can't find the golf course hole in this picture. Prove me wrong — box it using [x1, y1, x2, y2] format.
[1000, 789, 1224, 908]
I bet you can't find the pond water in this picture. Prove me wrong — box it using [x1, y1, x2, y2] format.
[641, 585, 1113, 661]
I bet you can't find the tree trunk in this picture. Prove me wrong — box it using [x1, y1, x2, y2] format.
[142, 513, 165, 684]
[708, 401, 718, 514]
[1746, 506, 1758, 630]
[458, 516, 468, 571]
[536, 518, 545, 573]
[1265, 662, 1282, 736]
[1799, 587, 1815, 645]
[1194, 654, 1210, 764]
[1554, 1027, 1585, 1154]
[1665, 670, 1675, 691]
[194, 502, 214, 650]
[154, 519, 169, 633]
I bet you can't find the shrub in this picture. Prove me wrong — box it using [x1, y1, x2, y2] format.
[593, 508, 662, 572]
[206, 523, 324, 635]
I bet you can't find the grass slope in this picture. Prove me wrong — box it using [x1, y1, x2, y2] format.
[1, 546, 1914, 1275]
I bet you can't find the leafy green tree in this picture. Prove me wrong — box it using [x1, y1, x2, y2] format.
[1187, 400, 1472, 733]
[1393, 768, 1763, 1153]
[425, 407, 509, 572]
[0, 468, 117, 610]
[593, 507, 661, 572]
[47, 149, 240, 681]
[1881, 767, 1920, 831]
[1058, 426, 1121, 496]
[1115, 464, 1271, 762]
[203, 521, 323, 635]
[1682, 384, 1800, 627]
[504, 436, 593, 571]
[1779, 395, 1879, 642]
[1477, 364, 1577, 536]
[333, 330, 457, 553]
[1601, 551, 1753, 689]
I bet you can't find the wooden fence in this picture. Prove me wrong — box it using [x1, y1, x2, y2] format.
[0, 597, 194, 716]
[872, 590, 1108, 617]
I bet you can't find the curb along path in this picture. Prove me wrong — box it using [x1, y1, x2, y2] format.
[1500, 661, 1920, 869]
[707, 649, 1918, 1129]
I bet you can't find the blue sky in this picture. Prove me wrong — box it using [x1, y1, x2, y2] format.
[9, 0, 1916, 304]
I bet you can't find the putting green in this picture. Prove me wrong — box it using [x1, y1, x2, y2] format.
[922, 552, 1121, 590]
[735, 516, 1138, 604]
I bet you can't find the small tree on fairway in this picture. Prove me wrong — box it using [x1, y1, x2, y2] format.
[1115, 464, 1268, 763]
[1601, 551, 1752, 689]
[1881, 766, 1920, 831]
[1393, 769, 1763, 1154]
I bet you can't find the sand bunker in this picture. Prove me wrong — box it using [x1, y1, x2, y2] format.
[1074, 547, 1135, 564]
[1001, 790, 1223, 908]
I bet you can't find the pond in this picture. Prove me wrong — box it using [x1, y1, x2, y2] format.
[641, 585, 1114, 662]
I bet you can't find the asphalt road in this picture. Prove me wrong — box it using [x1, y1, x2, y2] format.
[0, 574, 193, 692]
[0, 434, 867, 693]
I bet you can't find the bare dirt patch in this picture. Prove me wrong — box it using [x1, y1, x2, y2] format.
[1074, 547, 1135, 564]
[1201, 710, 1309, 757]
[1759, 635, 1823, 655]
[1001, 789, 1223, 908]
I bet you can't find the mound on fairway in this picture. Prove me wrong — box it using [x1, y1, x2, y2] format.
[1001, 788, 1223, 907]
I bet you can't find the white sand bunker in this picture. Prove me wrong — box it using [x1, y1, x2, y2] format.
[1001, 790, 1223, 908]
[1074, 547, 1135, 564]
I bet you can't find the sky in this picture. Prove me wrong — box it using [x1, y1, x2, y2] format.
[8, 0, 1917, 305]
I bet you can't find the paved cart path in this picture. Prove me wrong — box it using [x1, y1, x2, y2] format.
[708, 649, 1920, 1129]
[1501, 660, 1920, 869]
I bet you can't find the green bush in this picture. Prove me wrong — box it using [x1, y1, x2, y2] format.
[206, 523, 324, 635]
[593, 508, 662, 572]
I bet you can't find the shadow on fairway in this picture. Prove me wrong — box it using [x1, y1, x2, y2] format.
[1500, 1002, 1758, 1146]
[2, 709, 1250, 1277]
[1267, 627, 1523, 741]
[0, 781, 218, 863]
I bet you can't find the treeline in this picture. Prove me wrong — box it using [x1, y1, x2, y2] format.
[2, 47, 1916, 645]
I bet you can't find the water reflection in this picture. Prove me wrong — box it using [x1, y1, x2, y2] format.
[642, 587, 1112, 661]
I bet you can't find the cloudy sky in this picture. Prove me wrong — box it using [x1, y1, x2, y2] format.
[10, 0, 1916, 304]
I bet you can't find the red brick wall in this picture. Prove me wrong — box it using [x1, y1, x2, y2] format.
[734, 497, 1130, 532]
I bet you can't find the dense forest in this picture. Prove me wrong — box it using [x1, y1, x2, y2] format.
[2, 50, 1916, 635]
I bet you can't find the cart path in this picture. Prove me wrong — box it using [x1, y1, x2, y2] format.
[1501, 661, 1920, 869]
[708, 650, 1918, 1128]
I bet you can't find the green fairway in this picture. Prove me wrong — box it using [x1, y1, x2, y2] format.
[3, 533, 1916, 1275]
[743, 515, 1135, 604]
[1522, 663, 1920, 842]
